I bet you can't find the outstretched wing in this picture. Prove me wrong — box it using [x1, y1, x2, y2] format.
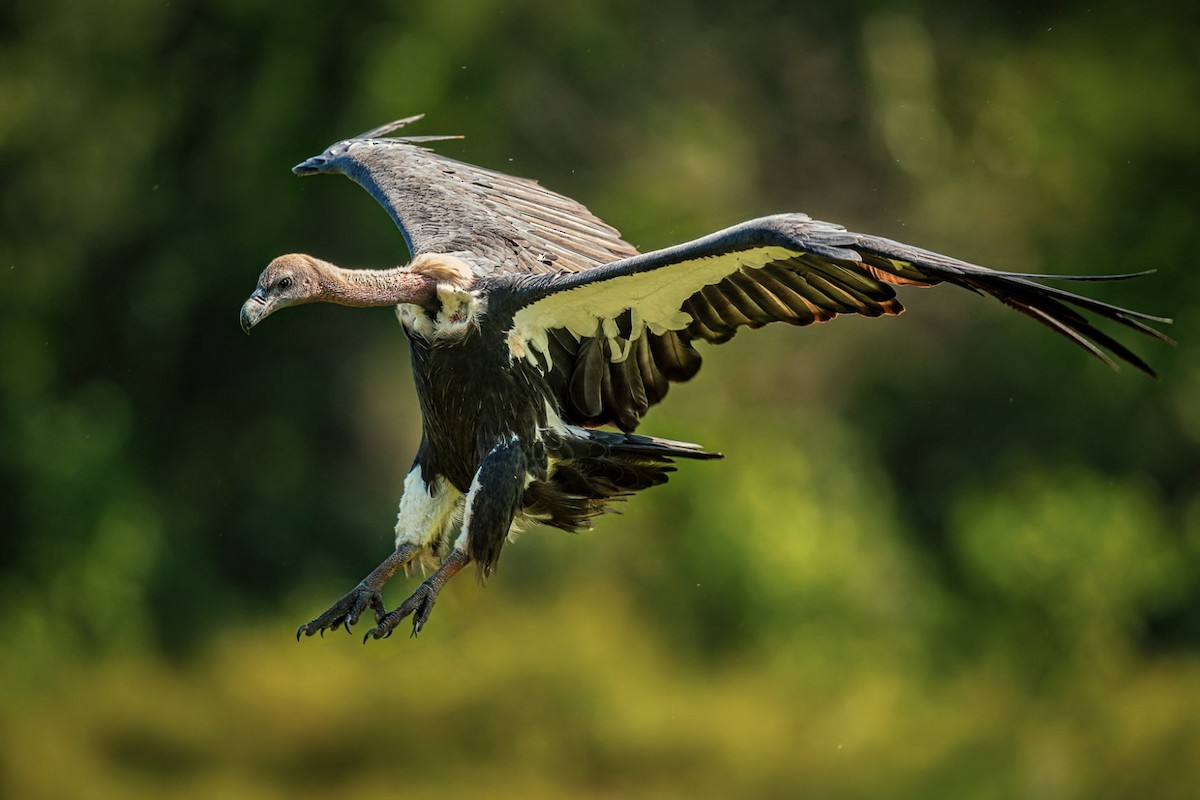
[292, 115, 639, 277]
[492, 213, 1170, 430]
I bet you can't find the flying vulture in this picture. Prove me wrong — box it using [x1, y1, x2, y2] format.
[239, 115, 1170, 641]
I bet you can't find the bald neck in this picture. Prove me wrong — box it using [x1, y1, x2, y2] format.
[257, 252, 476, 312]
[317, 263, 439, 308]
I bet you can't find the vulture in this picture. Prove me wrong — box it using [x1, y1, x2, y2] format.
[239, 115, 1170, 641]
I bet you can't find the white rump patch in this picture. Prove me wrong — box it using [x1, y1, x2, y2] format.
[504, 245, 798, 363]
[394, 467, 465, 553]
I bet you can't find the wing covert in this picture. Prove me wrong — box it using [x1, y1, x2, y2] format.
[293, 115, 639, 277]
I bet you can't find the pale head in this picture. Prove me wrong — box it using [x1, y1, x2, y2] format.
[240, 254, 326, 333]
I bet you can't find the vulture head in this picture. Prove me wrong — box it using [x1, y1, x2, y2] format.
[240, 253, 325, 333]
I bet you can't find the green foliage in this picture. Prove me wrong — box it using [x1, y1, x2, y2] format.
[954, 467, 1180, 628]
[1, 0, 1197, 797]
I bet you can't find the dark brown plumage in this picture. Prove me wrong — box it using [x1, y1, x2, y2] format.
[238, 115, 1170, 641]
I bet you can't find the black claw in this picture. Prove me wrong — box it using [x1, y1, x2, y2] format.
[320, 570, 446, 643]
[299, 587, 388, 640]
[361, 624, 390, 642]
[296, 546, 426, 642]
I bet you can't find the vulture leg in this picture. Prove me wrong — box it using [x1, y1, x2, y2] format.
[296, 542, 420, 638]
[364, 549, 471, 639]
[365, 437, 528, 639]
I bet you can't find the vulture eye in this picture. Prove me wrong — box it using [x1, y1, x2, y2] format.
[277, 277, 293, 291]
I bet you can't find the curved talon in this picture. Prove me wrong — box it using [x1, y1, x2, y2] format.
[363, 603, 415, 641]
[318, 547, 465, 643]
[297, 585, 386, 639]
[362, 624, 393, 643]
[297, 544, 422, 641]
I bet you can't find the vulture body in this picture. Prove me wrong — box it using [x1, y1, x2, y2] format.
[238, 115, 1170, 640]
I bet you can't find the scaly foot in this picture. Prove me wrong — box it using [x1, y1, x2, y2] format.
[296, 543, 418, 639]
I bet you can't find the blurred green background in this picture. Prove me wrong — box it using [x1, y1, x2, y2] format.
[2, 0, 1198, 797]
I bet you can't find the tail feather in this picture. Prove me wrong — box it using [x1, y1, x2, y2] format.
[523, 427, 720, 532]
[580, 429, 723, 461]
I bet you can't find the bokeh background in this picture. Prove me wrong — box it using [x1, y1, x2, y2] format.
[2, 1, 1198, 797]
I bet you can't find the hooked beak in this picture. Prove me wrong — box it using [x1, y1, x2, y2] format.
[240, 289, 270, 333]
